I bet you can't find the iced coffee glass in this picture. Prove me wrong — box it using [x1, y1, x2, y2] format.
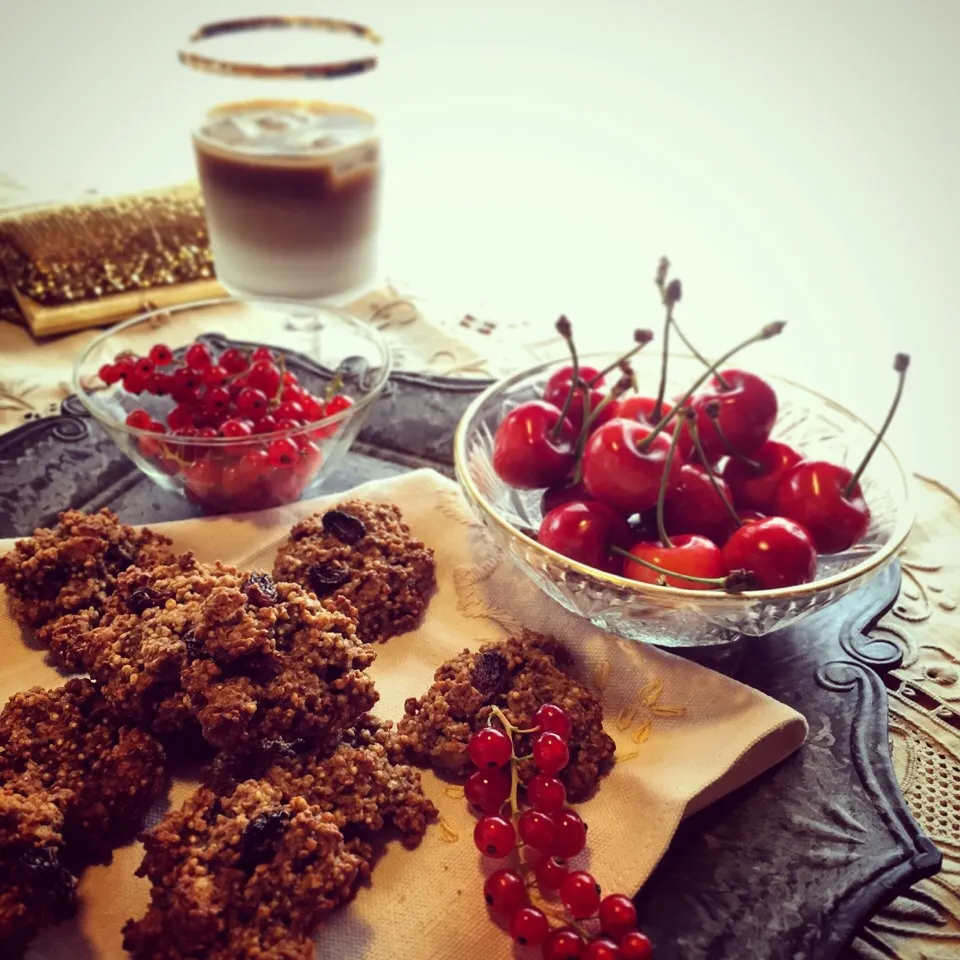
[180, 17, 382, 302]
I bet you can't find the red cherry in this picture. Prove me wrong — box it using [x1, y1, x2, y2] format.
[662, 464, 739, 544]
[518, 809, 556, 852]
[267, 437, 299, 467]
[689, 369, 778, 459]
[483, 868, 527, 915]
[510, 906, 550, 947]
[551, 809, 587, 858]
[468, 726, 513, 768]
[560, 870, 602, 919]
[492, 400, 577, 489]
[220, 348, 249, 373]
[221, 419, 253, 438]
[598, 894, 638, 937]
[534, 854, 569, 890]
[545, 364, 604, 395]
[534, 703, 573, 740]
[721, 440, 803, 513]
[542, 928, 586, 960]
[583, 939, 623, 960]
[723, 516, 817, 589]
[619, 932, 653, 960]
[527, 774, 567, 813]
[185, 342, 213, 370]
[464, 768, 511, 813]
[621, 534, 727, 590]
[544, 378, 607, 431]
[474, 815, 516, 858]
[583, 419, 682, 514]
[773, 460, 870, 554]
[610, 394, 675, 432]
[125, 408, 152, 430]
[533, 732, 570, 773]
[538, 500, 630, 574]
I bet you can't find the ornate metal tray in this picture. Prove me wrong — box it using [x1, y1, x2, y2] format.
[0, 374, 941, 960]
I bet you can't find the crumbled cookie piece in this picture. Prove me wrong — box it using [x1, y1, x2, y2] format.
[0, 509, 174, 668]
[273, 500, 436, 644]
[398, 630, 616, 801]
[0, 678, 168, 863]
[123, 782, 364, 960]
[208, 715, 438, 856]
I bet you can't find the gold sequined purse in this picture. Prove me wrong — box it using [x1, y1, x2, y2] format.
[0, 183, 223, 337]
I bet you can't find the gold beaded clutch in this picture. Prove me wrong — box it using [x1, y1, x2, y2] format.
[0, 183, 224, 337]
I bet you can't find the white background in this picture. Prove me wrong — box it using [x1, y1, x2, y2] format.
[1, 0, 958, 489]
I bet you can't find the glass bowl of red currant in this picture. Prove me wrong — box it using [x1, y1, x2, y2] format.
[72, 297, 391, 512]
[454, 335, 913, 648]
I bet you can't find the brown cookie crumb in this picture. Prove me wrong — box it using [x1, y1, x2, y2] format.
[273, 500, 436, 644]
[397, 630, 616, 801]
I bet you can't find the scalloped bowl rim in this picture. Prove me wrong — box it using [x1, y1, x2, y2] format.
[71, 296, 393, 445]
[454, 354, 915, 604]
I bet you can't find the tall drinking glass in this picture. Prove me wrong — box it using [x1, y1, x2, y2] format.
[179, 17, 382, 302]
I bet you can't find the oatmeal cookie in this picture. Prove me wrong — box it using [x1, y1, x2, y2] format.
[273, 500, 436, 644]
[398, 630, 616, 801]
[0, 678, 168, 863]
[123, 782, 364, 960]
[0, 509, 174, 667]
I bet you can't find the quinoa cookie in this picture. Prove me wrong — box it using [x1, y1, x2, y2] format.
[0, 508, 174, 667]
[123, 781, 365, 960]
[273, 500, 436, 644]
[398, 630, 616, 802]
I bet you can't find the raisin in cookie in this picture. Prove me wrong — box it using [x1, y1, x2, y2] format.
[398, 630, 615, 801]
[273, 500, 436, 644]
[123, 782, 364, 960]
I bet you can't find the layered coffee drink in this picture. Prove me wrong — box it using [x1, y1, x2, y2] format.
[193, 100, 380, 300]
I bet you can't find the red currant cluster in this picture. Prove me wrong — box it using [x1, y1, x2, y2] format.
[96, 339, 354, 511]
[468, 703, 653, 960]
[492, 259, 910, 592]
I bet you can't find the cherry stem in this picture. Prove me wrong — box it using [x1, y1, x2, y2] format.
[652, 303, 673, 423]
[670, 317, 732, 390]
[655, 409, 689, 548]
[639, 321, 786, 452]
[687, 416, 742, 527]
[588, 329, 654, 385]
[571, 368, 632, 484]
[551, 316, 578, 441]
[612, 545, 753, 592]
[702, 401, 762, 470]
[844, 352, 910, 497]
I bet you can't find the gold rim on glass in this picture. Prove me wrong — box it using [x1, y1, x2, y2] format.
[179, 16, 382, 81]
[453, 356, 915, 603]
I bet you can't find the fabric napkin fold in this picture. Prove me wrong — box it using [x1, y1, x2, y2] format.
[0, 469, 807, 960]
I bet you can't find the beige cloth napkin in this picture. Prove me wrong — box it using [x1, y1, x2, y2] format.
[0, 469, 807, 960]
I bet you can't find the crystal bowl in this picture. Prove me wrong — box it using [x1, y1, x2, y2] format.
[73, 298, 391, 512]
[454, 353, 913, 647]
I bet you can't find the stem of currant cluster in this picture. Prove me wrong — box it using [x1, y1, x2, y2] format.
[551, 316, 579, 441]
[843, 353, 910, 497]
[687, 416, 742, 527]
[655, 411, 689, 548]
[638, 321, 786, 452]
[487, 705, 535, 822]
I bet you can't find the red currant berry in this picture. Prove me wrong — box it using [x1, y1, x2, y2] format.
[146, 373, 171, 396]
[184, 457, 220, 498]
[535, 703, 573, 740]
[248, 359, 282, 395]
[134, 356, 155, 377]
[298, 439, 323, 473]
[325, 394, 353, 416]
[282, 370, 299, 386]
[114, 358, 134, 380]
[464, 769, 510, 813]
[171, 369, 204, 404]
[239, 448, 270, 478]
[167, 405, 195, 431]
[221, 419, 253, 438]
[203, 387, 232, 415]
[474, 815, 516, 858]
[534, 855, 569, 890]
[98, 363, 121, 385]
[253, 415, 280, 434]
[482, 868, 526, 915]
[560, 870, 602, 919]
[468, 727, 513, 769]
[518, 809, 556, 852]
[533, 732, 570, 774]
[583, 938, 622, 960]
[275, 399, 305, 422]
[300, 394, 325, 421]
[125, 409, 153, 430]
[527, 774, 567, 813]
[267, 437, 299, 467]
[252, 346, 274, 362]
[510, 906, 550, 947]
[598, 894, 637, 938]
[542, 928, 585, 960]
[618, 932, 652, 960]
[196, 426, 218, 439]
[203, 363, 230, 386]
[123, 371, 147, 394]
[236, 387, 268, 418]
[220, 348, 248, 373]
[148, 343, 174, 366]
[185, 342, 212, 370]
[551, 809, 587, 858]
